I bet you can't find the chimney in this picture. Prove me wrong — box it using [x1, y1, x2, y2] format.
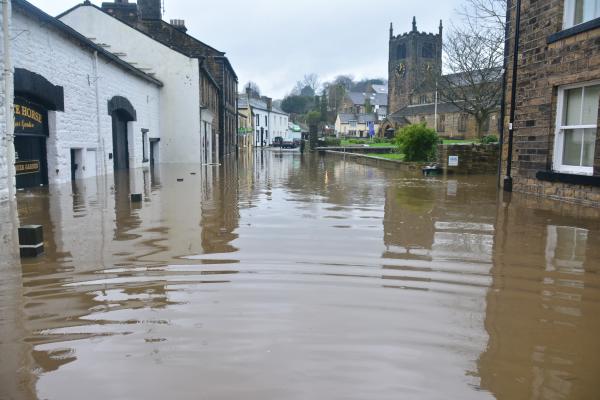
[170, 19, 187, 33]
[261, 96, 272, 111]
[138, 0, 162, 20]
[246, 87, 252, 99]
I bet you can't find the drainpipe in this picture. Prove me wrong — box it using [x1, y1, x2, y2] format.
[504, 0, 522, 192]
[3, 0, 15, 201]
[497, 0, 512, 188]
[93, 51, 105, 177]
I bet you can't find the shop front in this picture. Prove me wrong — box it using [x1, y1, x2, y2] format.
[13, 68, 64, 190]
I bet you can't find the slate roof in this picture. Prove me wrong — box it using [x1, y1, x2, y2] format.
[15, 0, 163, 87]
[347, 92, 388, 107]
[338, 113, 378, 124]
[371, 84, 388, 94]
[237, 94, 288, 116]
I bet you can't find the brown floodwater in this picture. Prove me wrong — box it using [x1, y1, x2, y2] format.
[1, 150, 600, 400]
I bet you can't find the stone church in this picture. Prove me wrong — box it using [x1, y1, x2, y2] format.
[381, 18, 500, 140]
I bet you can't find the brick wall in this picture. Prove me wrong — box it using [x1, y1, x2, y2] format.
[502, 0, 600, 206]
[0, 2, 10, 202]
[438, 144, 500, 174]
[11, 5, 161, 184]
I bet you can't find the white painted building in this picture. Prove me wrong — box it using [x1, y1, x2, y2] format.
[58, 2, 212, 165]
[238, 94, 289, 147]
[3, 0, 162, 192]
[0, 0, 9, 202]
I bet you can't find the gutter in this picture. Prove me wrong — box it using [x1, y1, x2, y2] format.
[504, 0, 522, 192]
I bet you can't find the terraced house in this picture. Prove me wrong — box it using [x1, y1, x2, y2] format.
[502, 0, 600, 206]
[62, 0, 238, 159]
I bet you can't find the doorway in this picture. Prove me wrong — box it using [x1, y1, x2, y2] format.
[70, 148, 83, 181]
[111, 111, 129, 170]
[14, 135, 48, 189]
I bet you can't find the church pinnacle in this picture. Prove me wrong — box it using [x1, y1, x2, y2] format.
[412, 16, 417, 32]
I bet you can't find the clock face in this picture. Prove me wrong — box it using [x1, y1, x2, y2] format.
[395, 63, 406, 78]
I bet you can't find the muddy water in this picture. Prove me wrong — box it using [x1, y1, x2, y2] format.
[1, 151, 600, 400]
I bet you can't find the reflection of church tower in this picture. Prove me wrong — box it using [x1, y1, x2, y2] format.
[388, 17, 443, 114]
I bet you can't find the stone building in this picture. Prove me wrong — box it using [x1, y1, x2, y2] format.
[93, 0, 239, 159]
[1, 0, 161, 195]
[335, 113, 379, 138]
[383, 18, 500, 140]
[501, 0, 600, 207]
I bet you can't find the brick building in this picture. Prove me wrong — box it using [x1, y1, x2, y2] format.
[502, 0, 600, 206]
[97, 0, 238, 158]
[383, 18, 500, 140]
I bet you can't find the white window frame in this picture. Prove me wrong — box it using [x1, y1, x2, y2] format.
[563, 0, 600, 29]
[553, 80, 600, 175]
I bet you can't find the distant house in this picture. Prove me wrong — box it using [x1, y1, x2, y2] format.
[238, 91, 289, 147]
[335, 113, 379, 138]
[342, 89, 388, 122]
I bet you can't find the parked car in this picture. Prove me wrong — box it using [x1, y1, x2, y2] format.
[272, 137, 284, 147]
[282, 140, 297, 149]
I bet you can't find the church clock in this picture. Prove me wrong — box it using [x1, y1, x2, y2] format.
[395, 62, 406, 78]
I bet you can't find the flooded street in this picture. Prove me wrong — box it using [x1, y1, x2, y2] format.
[1, 150, 600, 400]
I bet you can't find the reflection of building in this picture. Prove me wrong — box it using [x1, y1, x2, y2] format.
[478, 201, 600, 399]
[3, 0, 161, 194]
[501, 1, 600, 206]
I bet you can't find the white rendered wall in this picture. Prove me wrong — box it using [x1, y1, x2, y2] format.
[11, 7, 161, 185]
[269, 112, 289, 140]
[253, 108, 270, 146]
[0, 2, 9, 201]
[60, 5, 202, 164]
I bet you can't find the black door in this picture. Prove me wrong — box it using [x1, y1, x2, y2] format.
[14, 136, 48, 189]
[112, 112, 129, 170]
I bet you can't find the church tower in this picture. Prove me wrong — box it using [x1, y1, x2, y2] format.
[388, 18, 443, 115]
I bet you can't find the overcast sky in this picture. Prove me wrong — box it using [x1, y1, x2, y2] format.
[30, 0, 464, 99]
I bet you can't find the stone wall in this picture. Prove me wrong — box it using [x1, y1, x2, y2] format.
[0, 1, 9, 202]
[437, 144, 500, 175]
[324, 150, 428, 173]
[12, 4, 161, 185]
[501, 0, 600, 206]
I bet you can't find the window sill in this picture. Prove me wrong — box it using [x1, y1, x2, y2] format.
[536, 170, 600, 186]
[547, 17, 600, 44]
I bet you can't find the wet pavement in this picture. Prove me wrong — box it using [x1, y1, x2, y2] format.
[1, 150, 600, 400]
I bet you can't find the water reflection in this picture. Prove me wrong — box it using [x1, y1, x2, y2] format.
[0, 151, 598, 399]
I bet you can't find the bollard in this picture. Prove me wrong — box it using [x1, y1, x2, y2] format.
[130, 193, 143, 203]
[19, 225, 44, 258]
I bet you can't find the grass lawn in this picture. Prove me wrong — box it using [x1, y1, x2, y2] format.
[365, 153, 405, 161]
[340, 140, 395, 147]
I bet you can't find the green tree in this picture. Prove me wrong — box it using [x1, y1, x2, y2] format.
[395, 123, 439, 162]
[320, 92, 328, 122]
[281, 95, 310, 114]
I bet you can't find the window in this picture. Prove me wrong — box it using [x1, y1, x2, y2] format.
[419, 95, 428, 104]
[564, 0, 600, 28]
[553, 82, 600, 175]
[437, 115, 445, 132]
[350, 120, 357, 128]
[142, 129, 149, 162]
[458, 114, 468, 132]
[265, 115, 268, 126]
[422, 43, 434, 58]
[397, 44, 407, 59]
[256, 115, 260, 127]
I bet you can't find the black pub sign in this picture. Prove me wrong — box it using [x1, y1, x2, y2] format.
[14, 97, 48, 136]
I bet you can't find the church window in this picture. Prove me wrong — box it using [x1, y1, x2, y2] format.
[437, 114, 446, 132]
[422, 43, 434, 58]
[458, 114, 468, 132]
[397, 44, 407, 59]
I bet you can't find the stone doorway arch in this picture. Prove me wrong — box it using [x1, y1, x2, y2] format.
[108, 96, 137, 171]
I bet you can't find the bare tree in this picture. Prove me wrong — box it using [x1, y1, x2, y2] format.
[244, 81, 261, 98]
[302, 73, 321, 95]
[435, 0, 506, 137]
